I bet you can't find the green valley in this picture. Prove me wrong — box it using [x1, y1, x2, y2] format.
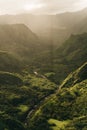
[28, 62, 87, 130]
[0, 7, 87, 130]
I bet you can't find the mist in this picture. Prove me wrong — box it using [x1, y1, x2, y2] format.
[0, 0, 87, 14]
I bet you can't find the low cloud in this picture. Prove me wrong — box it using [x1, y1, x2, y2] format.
[0, 0, 87, 14]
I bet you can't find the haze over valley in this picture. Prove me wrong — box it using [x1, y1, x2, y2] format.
[0, 1, 87, 130]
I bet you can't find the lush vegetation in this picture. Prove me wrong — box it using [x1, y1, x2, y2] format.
[0, 15, 87, 130]
[0, 71, 56, 130]
[0, 51, 23, 72]
[28, 63, 87, 130]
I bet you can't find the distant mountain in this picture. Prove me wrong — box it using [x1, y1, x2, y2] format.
[0, 24, 42, 62]
[29, 62, 87, 130]
[72, 16, 87, 34]
[0, 8, 87, 46]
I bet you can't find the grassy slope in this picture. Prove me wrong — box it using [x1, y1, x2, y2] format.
[29, 62, 87, 130]
[0, 51, 23, 72]
[0, 72, 56, 130]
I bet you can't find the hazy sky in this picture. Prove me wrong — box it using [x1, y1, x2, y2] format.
[0, 0, 87, 14]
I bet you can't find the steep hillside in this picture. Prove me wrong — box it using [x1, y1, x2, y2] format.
[31, 33, 87, 83]
[72, 8, 87, 34]
[0, 8, 87, 46]
[0, 24, 42, 62]
[60, 62, 87, 88]
[0, 51, 23, 72]
[72, 16, 87, 34]
[29, 62, 87, 130]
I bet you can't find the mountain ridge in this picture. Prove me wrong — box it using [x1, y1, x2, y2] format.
[0, 7, 87, 46]
[28, 62, 87, 130]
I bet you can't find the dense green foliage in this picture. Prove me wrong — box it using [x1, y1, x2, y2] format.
[0, 71, 56, 130]
[0, 71, 23, 85]
[28, 63, 87, 130]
